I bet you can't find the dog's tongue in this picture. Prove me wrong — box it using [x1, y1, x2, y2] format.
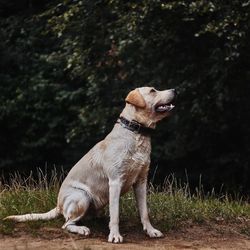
[156, 104, 175, 112]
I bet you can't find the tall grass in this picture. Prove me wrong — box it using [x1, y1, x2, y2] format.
[0, 169, 64, 216]
[0, 169, 249, 235]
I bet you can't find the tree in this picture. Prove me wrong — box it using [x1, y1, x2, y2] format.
[0, 0, 249, 193]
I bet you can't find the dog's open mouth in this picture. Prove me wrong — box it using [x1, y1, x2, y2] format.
[155, 102, 175, 113]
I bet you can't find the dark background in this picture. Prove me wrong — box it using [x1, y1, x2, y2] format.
[0, 0, 249, 194]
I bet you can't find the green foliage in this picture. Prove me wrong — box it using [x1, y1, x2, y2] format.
[0, 0, 249, 193]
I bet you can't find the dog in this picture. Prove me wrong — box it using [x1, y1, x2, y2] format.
[5, 87, 176, 243]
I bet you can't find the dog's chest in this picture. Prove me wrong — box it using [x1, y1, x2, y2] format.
[121, 137, 151, 188]
[130, 136, 151, 165]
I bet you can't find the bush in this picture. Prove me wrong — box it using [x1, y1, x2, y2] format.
[0, 0, 249, 194]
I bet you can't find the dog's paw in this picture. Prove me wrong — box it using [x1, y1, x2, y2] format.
[108, 231, 123, 243]
[65, 225, 90, 236]
[145, 227, 164, 238]
[78, 226, 91, 236]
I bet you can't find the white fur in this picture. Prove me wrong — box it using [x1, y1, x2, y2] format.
[4, 208, 60, 222]
[5, 87, 175, 243]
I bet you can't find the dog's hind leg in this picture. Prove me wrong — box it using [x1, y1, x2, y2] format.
[61, 190, 91, 236]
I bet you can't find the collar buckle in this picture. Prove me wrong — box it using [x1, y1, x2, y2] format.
[131, 121, 141, 133]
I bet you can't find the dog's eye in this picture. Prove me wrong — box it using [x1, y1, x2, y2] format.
[150, 88, 156, 93]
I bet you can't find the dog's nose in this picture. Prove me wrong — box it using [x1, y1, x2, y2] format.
[171, 89, 177, 96]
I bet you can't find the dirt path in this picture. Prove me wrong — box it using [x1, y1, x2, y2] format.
[1, 224, 250, 250]
[1, 235, 250, 250]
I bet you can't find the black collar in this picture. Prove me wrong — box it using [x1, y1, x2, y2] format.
[116, 116, 154, 136]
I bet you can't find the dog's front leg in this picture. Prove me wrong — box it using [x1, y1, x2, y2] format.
[133, 179, 163, 238]
[108, 179, 123, 243]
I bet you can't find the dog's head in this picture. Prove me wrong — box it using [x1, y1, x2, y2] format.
[123, 87, 176, 127]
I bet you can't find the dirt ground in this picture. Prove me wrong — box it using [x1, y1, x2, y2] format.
[1, 223, 250, 250]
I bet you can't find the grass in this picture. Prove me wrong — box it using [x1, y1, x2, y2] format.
[0, 170, 250, 236]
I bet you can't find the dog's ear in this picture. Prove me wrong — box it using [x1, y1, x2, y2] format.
[125, 89, 146, 108]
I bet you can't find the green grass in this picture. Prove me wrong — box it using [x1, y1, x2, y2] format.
[0, 170, 250, 236]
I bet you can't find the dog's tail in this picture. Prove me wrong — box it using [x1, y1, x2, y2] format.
[4, 207, 60, 222]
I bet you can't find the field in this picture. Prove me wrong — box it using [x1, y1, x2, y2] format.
[0, 170, 250, 249]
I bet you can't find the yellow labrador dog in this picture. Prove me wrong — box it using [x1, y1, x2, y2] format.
[5, 87, 176, 243]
